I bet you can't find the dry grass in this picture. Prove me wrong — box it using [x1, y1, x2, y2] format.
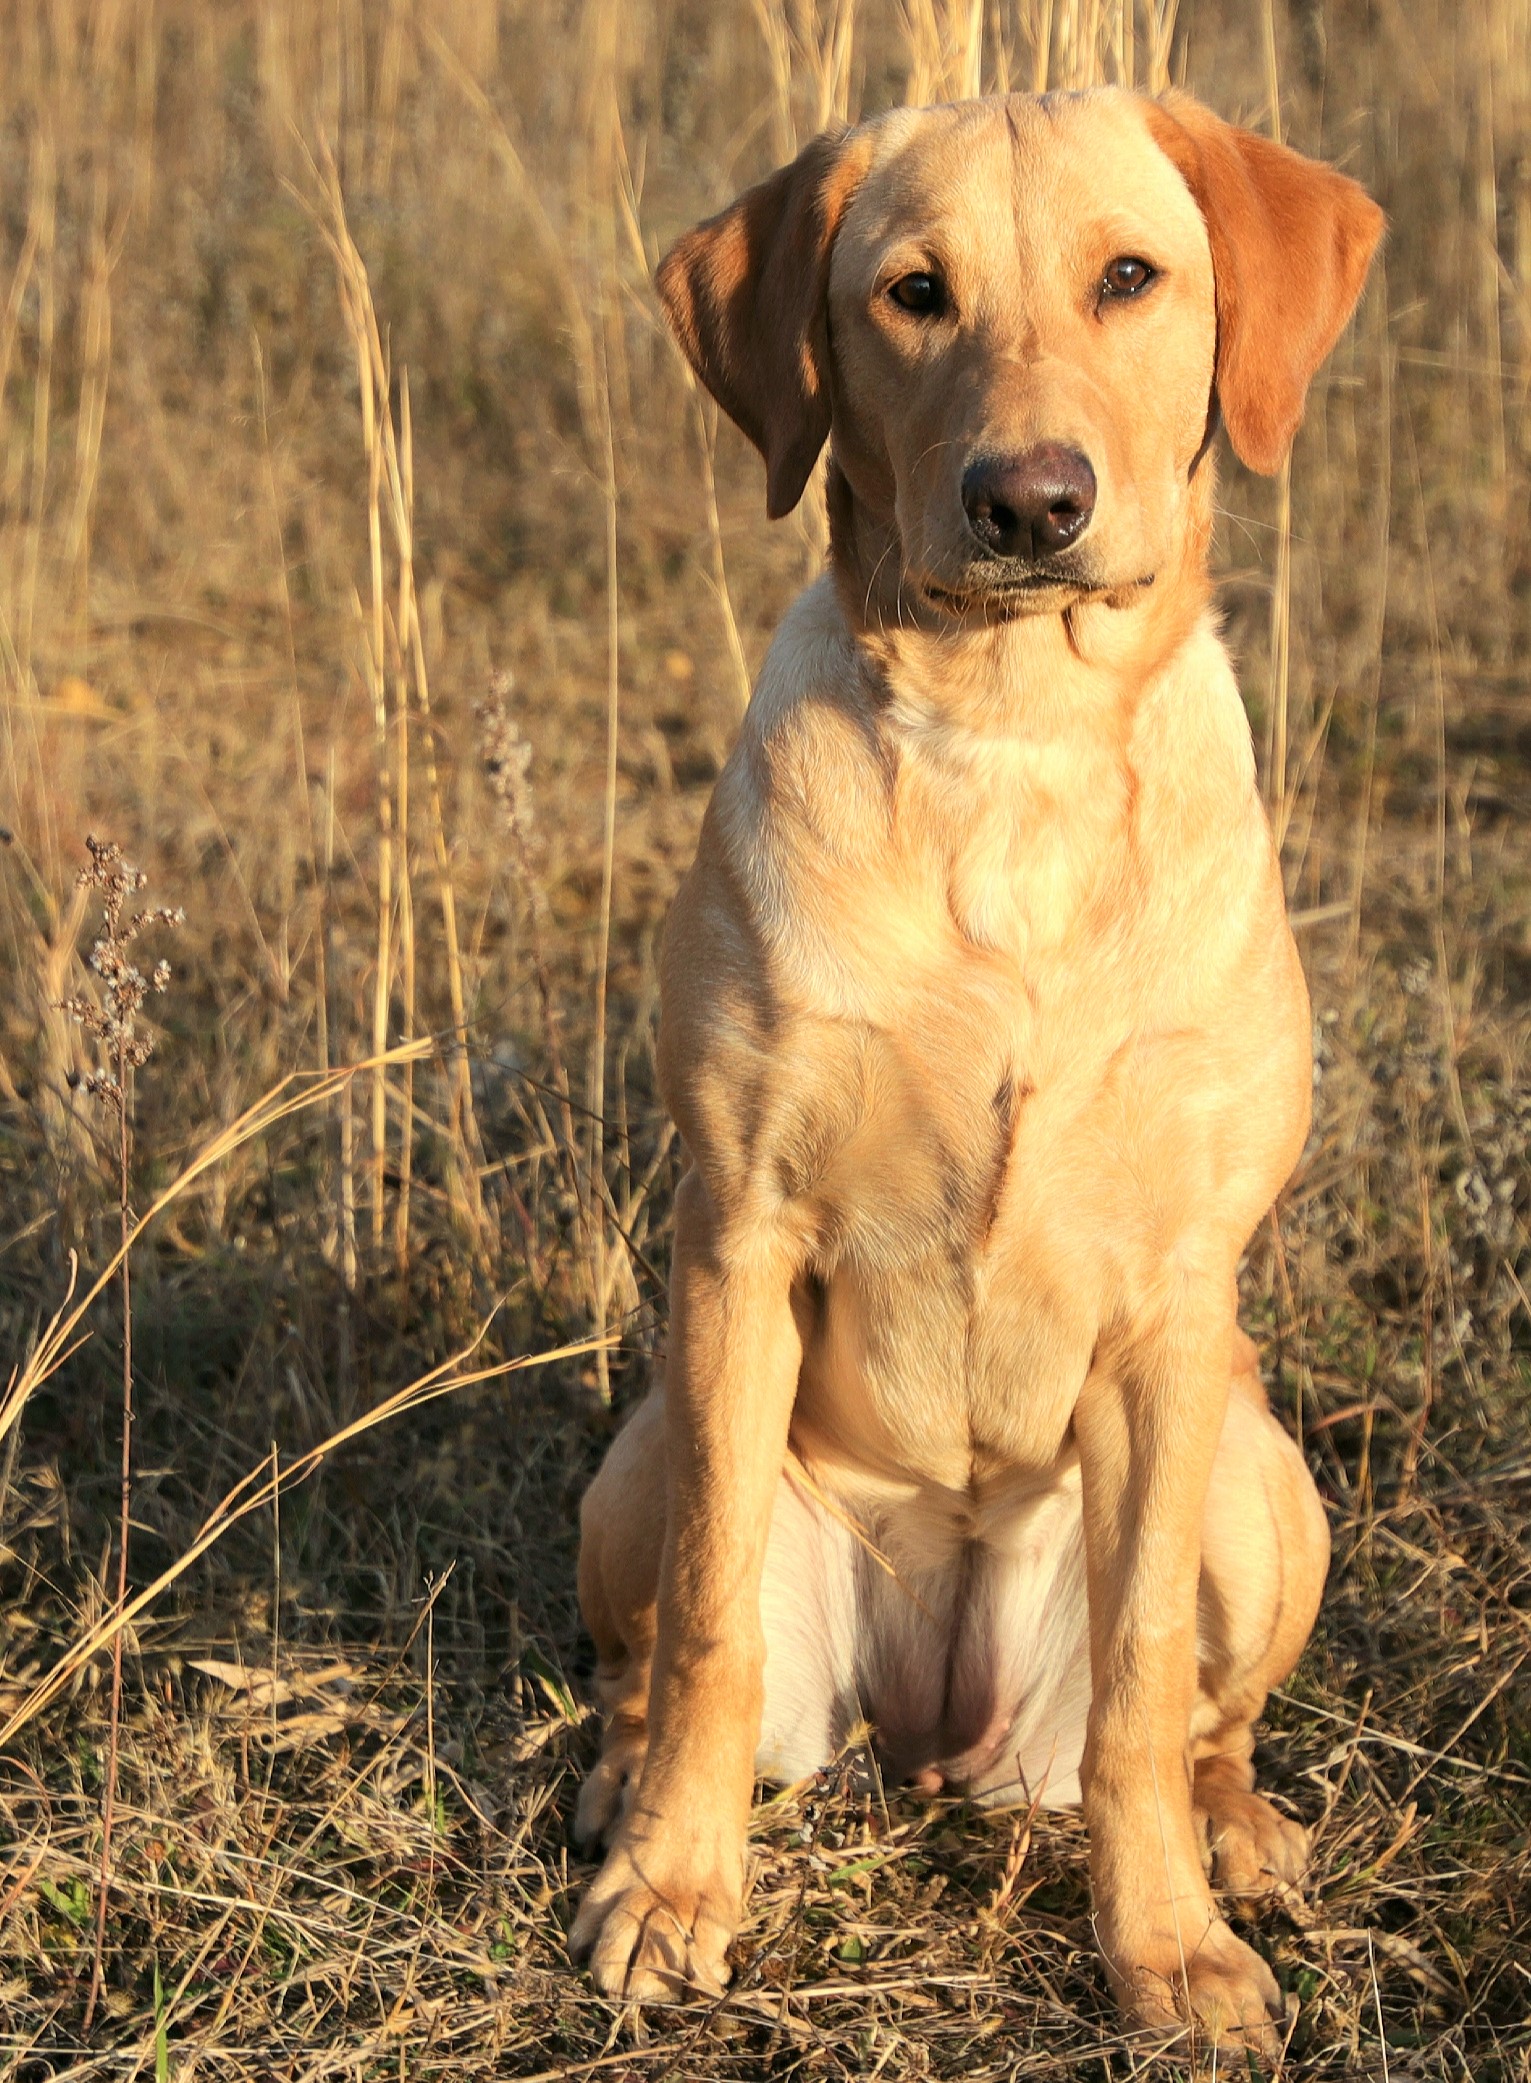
[0, 0, 1527, 2074]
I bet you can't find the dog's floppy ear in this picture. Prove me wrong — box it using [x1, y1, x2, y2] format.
[1145, 93, 1383, 476]
[656, 129, 870, 520]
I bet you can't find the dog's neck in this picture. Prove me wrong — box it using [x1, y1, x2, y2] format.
[824, 455, 1217, 749]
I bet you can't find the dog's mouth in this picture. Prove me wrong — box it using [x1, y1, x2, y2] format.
[919, 567, 1155, 619]
[920, 567, 1100, 618]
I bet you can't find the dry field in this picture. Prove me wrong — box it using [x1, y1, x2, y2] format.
[0, 0, 1527, 2075]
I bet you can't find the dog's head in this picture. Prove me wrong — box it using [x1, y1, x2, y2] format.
[657, 89, 1382, 626]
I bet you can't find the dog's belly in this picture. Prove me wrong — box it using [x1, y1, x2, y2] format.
[757, 1166, 1100, 1796]
[756, 1443, 1091, 1806]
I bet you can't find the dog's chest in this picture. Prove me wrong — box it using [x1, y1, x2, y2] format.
[828, 935, 1152, 1273]
[752, 673, 1274, 1480]
[799, 871, 1182, 1481]
[914, 725, 1133, 960]
[801, 1046, 1105, 1485]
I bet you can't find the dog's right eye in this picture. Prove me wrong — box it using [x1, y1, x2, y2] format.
[1100, 256, 1157, 299]
[888, 271, 945, 316]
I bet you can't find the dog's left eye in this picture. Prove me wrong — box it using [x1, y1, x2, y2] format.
[888, 271, 946, 316]
[1101, 256, 1156, 299]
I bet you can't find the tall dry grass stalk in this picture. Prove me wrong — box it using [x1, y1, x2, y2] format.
[1259, 0, 1296, 852]
[1139, 0, 1179, 93]
[902, 0, 985, 103]
[749, 0, 860, 179]
[893, 0, 1173, 104]
[56, 836, 181, 2029]
[20, 122, 55, 698]
[63, 168, 113, 634]
[21, 863, 93, 1179]
[581, 8, 653, 1397]
[1266, 449, 1294, 841]
[299, 137, 488, 1267]
[431, 0, 657, 1372]
[590, 394, 622, 1400]
[691, 388, 757, 715]
[1470, 6, 1507, 495]
[1344, 266, 1392, 979]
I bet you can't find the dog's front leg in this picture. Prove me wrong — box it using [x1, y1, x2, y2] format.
[571, 1170, 803, 2001]
[1075, 1281, 1284, 2055]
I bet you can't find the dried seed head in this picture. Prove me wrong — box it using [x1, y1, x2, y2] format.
[475, 671, 537, 860]
[58, 835, 183, 1114]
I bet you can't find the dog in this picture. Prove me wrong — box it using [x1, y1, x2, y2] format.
[570, 86, 1382, 2053]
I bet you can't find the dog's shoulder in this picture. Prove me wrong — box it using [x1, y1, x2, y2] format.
[680, 575, 900, 998]
[656, 580, 890, 1189]
[1132, 612, 1258, 792]
[1125, 611, 1278, 903]
[714, 576, 894, 872]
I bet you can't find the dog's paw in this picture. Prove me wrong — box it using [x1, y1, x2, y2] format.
[1109, 1911, 1284, 2060]
[1198, 1785, 1310, 1898]
[574, 1725, 648, 1851]
[570, 1836, 738, 2003]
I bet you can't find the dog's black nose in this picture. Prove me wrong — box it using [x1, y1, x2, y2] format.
[961, 445, 1098, 558]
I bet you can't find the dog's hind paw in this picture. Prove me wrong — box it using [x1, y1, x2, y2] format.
[1198, 1783, 1310, 1898]
[574, 1724, 648, 1850]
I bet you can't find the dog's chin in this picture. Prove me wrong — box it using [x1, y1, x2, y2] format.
[916, 564, 1114, 622]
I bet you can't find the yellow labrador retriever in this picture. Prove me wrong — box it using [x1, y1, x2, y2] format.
[572, 86, 1382, 2052]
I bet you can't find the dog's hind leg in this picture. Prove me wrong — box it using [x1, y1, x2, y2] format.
[575, 1391, 665, 1850]
[1191, 1332, 1331, 1898]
